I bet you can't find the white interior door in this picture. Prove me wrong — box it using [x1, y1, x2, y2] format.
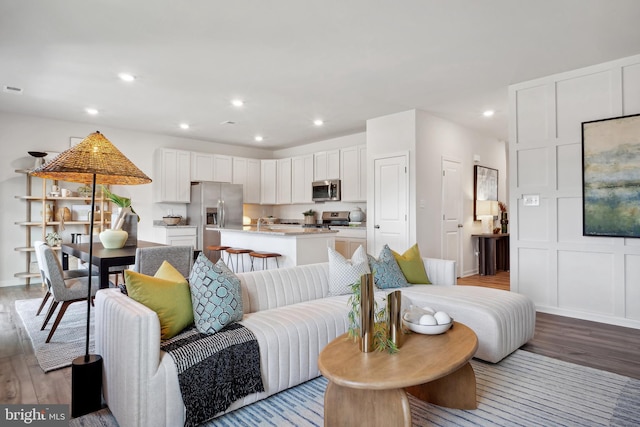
[373, 154, 408, 255]
[442, 158, 463, 277]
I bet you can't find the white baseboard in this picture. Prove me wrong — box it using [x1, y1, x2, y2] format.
[536, 305, 640, 330]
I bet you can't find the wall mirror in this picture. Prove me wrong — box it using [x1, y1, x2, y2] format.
[474, 165, 498, 221]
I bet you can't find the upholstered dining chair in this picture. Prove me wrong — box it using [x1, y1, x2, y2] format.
[36, 242, 102, 343]
[132, 245, 193, 277]
[33, 240, 97, 316]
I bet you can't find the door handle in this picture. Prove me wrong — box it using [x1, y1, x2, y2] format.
[374, 225, 380, 229]
[458, 224, 463, 228]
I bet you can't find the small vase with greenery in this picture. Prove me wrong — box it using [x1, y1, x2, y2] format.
[347, 278, 399, 353]
[302, 209, 316, 225]
[101, 185, 139, 227]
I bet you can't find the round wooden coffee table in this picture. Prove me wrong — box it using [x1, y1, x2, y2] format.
[318, 321, 478, 427]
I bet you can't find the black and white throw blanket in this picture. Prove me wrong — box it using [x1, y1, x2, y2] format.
[160, 323, 264, 427]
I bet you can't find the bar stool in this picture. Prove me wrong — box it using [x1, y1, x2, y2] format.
[206, 245, 230, 263]
[249, 251, 281, 271]
[225, 248, 253, 273]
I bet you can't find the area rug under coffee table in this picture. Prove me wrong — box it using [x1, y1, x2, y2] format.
[70, 350, 640, 426]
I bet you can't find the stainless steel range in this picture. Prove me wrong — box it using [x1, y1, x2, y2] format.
[302, 211, 350, 229]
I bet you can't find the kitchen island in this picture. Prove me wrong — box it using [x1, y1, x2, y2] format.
[212, 226, 337, 270]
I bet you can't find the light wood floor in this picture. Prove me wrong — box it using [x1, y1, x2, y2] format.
[1, 273, 639, 407]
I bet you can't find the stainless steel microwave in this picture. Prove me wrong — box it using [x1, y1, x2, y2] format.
[312, 179, 341, 202]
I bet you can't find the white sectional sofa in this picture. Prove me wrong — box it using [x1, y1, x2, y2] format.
[94, 258, 535, 427]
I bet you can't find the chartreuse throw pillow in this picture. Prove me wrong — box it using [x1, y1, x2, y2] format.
[327, 245, 371, 296]
[125, 262, 194, 341]
[391, 244, 431, 284]
[367, 244, 410, 289]
[189, 253, 243, 334]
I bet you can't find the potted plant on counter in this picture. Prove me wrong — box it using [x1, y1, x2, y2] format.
[303, 209, 316, 225]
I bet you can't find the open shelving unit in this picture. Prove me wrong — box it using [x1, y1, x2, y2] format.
[14, 169, 111, 284]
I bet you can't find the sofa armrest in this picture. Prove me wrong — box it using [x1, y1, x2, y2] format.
[422, 257, 457, 286]
[95, 288, 163, 427]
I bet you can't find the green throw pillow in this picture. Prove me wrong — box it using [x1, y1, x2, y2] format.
[391, 244, 431, 284]
[125, 268, 194, 340]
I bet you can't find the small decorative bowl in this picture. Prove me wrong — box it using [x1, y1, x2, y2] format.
[403, 319, 453, 335]
[163, 216, 182, 226]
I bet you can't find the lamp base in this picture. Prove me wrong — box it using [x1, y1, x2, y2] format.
[71, 354, 103, 418]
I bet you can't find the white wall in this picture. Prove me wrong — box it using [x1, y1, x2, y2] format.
[0, 112, 271, 287]
[509, 54, 640, 329]
[366, 109, 506, 276]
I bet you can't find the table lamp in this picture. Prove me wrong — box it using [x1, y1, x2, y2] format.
[476, 200, 498, 234]
[31, 131, 151, 417]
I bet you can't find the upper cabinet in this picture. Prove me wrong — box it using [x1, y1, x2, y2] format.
[154, 148, 191, 203]
[212, 154, 233, 183]
[190, 152, 214, 182]
[340, 145, 367, 202]
[314, 149, 340, 181]
[190, 152, 232, 183]
[291, 154, 314, 204]
[260, 159, 277, 204]
[232, 157, 261, 204]
[277, 158, 292, 205]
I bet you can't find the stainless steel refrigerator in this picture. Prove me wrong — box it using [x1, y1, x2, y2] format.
[187, 182, 243, 260]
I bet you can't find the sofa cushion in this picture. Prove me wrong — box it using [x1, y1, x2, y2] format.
[155, 260, 189, 284]
[392, 244, 431, 284]
[124, 267, 193, 340]
[327, 245, 370, 296]
[368, 244, 410, 289]
[189, 253, 243, 334]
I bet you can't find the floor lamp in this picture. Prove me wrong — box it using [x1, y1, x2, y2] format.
[31, 131, 151, 417]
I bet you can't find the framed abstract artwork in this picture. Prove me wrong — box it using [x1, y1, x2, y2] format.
[582, 113, 640, 238]
[473, 165, 498, 221]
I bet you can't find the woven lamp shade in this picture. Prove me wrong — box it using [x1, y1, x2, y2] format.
[30, 131, 151, 185]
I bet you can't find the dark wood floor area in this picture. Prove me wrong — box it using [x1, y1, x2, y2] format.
[1, 273, 639, 407]
[459, 271, 640, 380]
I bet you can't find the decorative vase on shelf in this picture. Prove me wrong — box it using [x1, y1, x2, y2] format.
[99, 229, 128, 249]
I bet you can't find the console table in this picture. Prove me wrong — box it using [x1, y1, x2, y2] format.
[472, 233, 509, 276]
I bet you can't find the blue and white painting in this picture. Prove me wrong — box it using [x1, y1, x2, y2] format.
[583, 114, 640, 238]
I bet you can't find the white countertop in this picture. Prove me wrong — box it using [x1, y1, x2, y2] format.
[216, 226, 338, 236]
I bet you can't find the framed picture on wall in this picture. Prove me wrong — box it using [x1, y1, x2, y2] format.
[474, 165, 498, 221]
[582, 113, 640, 238]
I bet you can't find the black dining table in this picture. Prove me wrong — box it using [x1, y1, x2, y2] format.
[61, 240, 165, 289]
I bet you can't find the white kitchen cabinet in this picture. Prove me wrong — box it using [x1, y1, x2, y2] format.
[159, 226, 197, 247]
[154, 148, 191, 203]
[190, 152, 214, 182]
[213, 154, 233, 183]
[260, 159, 277, 204]
[340, 145, 367, 201]
[232, 157, 261, 204]
[291, 154, 314, 203]
[277, 158, 292, 204]
[314, 149, 340, 181]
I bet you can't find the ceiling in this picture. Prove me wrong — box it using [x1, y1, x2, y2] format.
[1, 1, 639, 149]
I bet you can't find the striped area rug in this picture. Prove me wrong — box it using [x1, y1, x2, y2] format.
[206, 350, 639, 427]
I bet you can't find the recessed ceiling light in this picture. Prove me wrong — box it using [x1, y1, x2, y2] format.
[118, 73, 136, 82]
[313, 119, 324, 126]
[254, 135, 263, 142]
[86, 108, 99, 115]
[483, 110, 495, 117]
[231, 99, 244, 107]
[179, 123, 190, 130]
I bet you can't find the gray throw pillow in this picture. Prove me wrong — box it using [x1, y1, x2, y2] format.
[189, 253, 243, 334]
[367, 244, 410, 289]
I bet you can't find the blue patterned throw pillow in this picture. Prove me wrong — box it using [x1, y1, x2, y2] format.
[367, 244, 410, 289]
[189, 253, 243, 334]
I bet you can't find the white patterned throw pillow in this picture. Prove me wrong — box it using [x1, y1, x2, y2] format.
[189, 253, 243, 334]
[328, 245, 371, 296]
